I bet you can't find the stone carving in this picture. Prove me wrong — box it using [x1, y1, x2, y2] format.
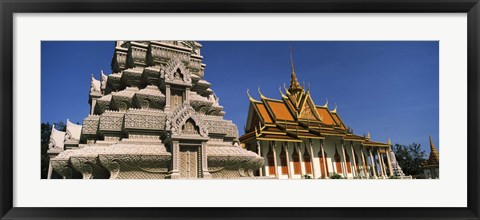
[133, 85, 166, 109]
[166, 103, 208, 137]
[182, 119, 200, 135]
[124, 110, 166, 131]
[90, 75, 101, 94]
[205, 120, 238, 137]
[49, 125, 65, 150]
[100, 70, 108, 92]
[82, 115, 100, 135]
[99, 112, 124, 132]
[164, 57, 191, 84]
[50, 159, 73, 179]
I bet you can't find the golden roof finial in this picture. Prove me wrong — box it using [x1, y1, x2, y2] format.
[246, 88, 256, 102]
[279, 86, 287, 99]
[367, 132, 371, 139]
[283, 83, 291, 95]
[290, 46, 295, 74]
[258, 86, 266, 99]
[321, 97, 328, 108]
[288, 47, 302, 93]
[331, 103, 337, 113]
[387, 137, 391, 145]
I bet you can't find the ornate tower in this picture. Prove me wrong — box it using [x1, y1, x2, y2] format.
[49, 41, 263, 179]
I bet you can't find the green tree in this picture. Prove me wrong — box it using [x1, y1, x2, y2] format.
[392, 143, 426, 176]
[41, 121, 66, 179]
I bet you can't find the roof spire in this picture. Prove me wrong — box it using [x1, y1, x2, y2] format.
[288, 47, 302, 93]
[428, 135, 439, 164]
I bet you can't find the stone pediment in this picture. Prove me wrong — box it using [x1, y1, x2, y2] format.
[163, 57, 192, 86]
[166, 103, 208, 137]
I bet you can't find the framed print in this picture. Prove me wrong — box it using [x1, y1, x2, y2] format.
[1, 0, 479, 219]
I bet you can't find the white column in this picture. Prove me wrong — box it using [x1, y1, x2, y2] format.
[360, 147, 368, 179]
[284, 142, 292, 179]
[320, 139, 328, 178]
[272, 141, 279, 179]
[341, 141, 348, 178]
[350, 141, 358, 178]
[309, 139, 317, 179]
[376, 149, 385, 178]
[386, 147, 394, 177]
[257, 141, 263, 176]
[298, 143, 305, 176]
[369, 148, 377, 179]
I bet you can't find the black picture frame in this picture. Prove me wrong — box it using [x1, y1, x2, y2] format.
[1, 0, 479, 219]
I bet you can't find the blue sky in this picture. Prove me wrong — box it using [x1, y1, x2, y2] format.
[41, 41, 439, 154]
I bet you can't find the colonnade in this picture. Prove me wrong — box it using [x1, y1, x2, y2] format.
[255, 139, 395, 179]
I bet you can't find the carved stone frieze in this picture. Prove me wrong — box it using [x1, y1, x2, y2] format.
[98, 154, 171, 179]
[205, 120, 238, 138]
[127, 42, 148, 67]
[99, 111, 125, 132]
[124, 109, 166, 131]
[82, 115, 100, 135]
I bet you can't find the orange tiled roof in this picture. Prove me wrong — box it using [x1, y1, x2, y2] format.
[255, 103, 273, 123]
[316, 107, 336, 125]
[266, 100, 294, 121]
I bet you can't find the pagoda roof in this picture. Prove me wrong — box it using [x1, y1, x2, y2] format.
[240, 51, 390, 147]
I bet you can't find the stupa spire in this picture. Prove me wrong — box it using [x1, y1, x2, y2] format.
[428, 136, 439, 164]
[288, 47, 303, 94]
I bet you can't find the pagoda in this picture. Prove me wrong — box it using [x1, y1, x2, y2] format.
[240, 50, 407, 179]
[47, 41, 263, 179]
[421, 136, 440, 178]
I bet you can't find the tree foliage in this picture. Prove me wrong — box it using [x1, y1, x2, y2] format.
[392, 143, 426, 176]
[41, 121, 66, 179]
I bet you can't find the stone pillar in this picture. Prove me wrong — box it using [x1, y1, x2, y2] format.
[165, 84, 171, 112]
[169, 141, 181, 179]
[369, 148, 377, 179]
[341, 141, 348, 178]
[284, 142, 292, 179]
[376, 149, 385, 178]
[201, 141, 211, 178]
[386, 147, 394, 177]
[350, 141, 358, 178]
[272, 141, 279, 179]
[320, 140, 328, 178]
[257, 141, 263, 177]
[309, 139, 317, 179]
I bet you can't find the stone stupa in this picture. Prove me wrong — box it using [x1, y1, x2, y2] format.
[48, 41, 263, 179]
